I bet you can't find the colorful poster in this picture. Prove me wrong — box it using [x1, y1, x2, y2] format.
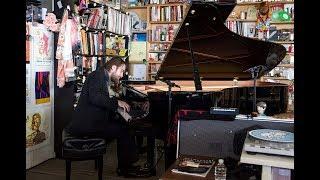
[26, 64, 31, 105]
[31, 24, 53, 66]
[26, 107, 51, 151]
[105, 36, 128, 56]
[35, 71, 50, 104]
[129, 41, 146, 62]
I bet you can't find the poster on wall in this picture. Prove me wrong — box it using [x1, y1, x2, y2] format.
[31, 24, 53, 66]
[26, 22, 55, 169]
[34, 71, 50, 104]
[26, 106, 51, 152]
[26, 64, 31, 105]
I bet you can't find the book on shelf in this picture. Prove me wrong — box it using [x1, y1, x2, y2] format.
[150, 5, 184, 22]
[149, 63, 161, 73]
[171, 157, 215, 178]
[149, 42, 170, 51]
[149, 24, 179, 41]
[130, 12, 147, 32]
[107, 6, 131, 35]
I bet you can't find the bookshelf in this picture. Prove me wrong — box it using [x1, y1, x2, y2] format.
[126, 5, 148, 81]
[72, 1, 131, 105]
[146, 1, 188, 80]
[227, 0, 294, 84]
[229, 0, 294, 112]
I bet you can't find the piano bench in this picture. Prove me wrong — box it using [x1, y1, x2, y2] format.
[62, 128, 107, 180]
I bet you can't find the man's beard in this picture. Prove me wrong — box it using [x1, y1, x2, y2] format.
[110, 74, 120, 84]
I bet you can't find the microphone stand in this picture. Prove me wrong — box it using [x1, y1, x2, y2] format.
[156, 78, 179, 169]
[245, 65, 262, 117]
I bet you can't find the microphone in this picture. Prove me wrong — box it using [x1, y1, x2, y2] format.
[244, 65, 264, 73]
[164, 80, 181, 88]
[156, 77, 181, 88]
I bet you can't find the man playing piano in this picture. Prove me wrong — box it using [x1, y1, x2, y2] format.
[67, 57, 150, 177]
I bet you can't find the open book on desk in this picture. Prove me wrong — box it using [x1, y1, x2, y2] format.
[171, 157, 215, 178]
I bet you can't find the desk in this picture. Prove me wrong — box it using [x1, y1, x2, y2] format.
[240, 150, 294, 180]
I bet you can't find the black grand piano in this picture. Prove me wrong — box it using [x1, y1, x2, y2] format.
[124, 0, 289, 170]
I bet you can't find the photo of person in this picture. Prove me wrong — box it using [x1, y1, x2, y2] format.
[35, 71, 50, 104]
[26, 113, 46, 148]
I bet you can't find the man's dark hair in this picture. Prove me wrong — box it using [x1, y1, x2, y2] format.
[104, 57, 126, 71]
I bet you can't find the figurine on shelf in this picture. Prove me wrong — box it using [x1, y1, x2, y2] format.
[256, 2, 271, 40]
[256, 101, 267, 117]
[43, 13, 60, 32]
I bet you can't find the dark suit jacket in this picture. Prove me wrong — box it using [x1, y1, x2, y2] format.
[69, 68, 119, 135]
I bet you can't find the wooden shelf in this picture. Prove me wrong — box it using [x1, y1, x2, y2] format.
[132, 30, 147, 33]
[149, 41, 172, 43]
[126, 6, 147, 9]
[271, 21, 294, 24]
[81, 27, 129, 36]
[262, 76, 289, 80]
[149, 51, 167, 53]
[270, 40, 294, 44]
[226, 19, 294, 24]
[129, 61, 145, 64]
[150, 21, 182, 24]
[148, 61, 162, 64]
[227, 19, 256, 22]
[76, 54, 127, 58]
[277, 64, 294, 68]
[237, 1, 294, 6]
[147, 3, 187, 7]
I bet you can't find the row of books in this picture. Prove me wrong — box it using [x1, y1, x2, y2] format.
[150, 5, 184, 22]
[81, 6, 131, 35]
[225, 21, 256, 38]
[79, 30, 129, 56]
[107, 7, 131, 35]
[149, 0, 189, 4]
[148, 52, 166, 61]
[149, 42, 171, 51]
[148, 24, 179, 42]
[149, 63, 161, 73]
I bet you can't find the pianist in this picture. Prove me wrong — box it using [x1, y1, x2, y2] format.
[67, 57, 149, 177]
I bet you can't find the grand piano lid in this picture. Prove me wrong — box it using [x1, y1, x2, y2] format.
[156, 1, 287, 81]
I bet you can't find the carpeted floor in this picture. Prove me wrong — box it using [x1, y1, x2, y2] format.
[26, 139, 166, 180]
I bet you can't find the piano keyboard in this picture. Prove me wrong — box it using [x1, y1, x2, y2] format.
[210, 107, 239, 121]
[117, 107, 148, 123]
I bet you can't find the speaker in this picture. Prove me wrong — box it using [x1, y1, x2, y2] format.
[177, 120, 235, 159]
[176, 119, 293, 160]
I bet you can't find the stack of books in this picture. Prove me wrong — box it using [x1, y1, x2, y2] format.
[171, 157, 215, 177]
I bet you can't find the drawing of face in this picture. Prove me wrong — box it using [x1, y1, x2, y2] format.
[39, 34, 49, 56]
[32, 113, 41, 131]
